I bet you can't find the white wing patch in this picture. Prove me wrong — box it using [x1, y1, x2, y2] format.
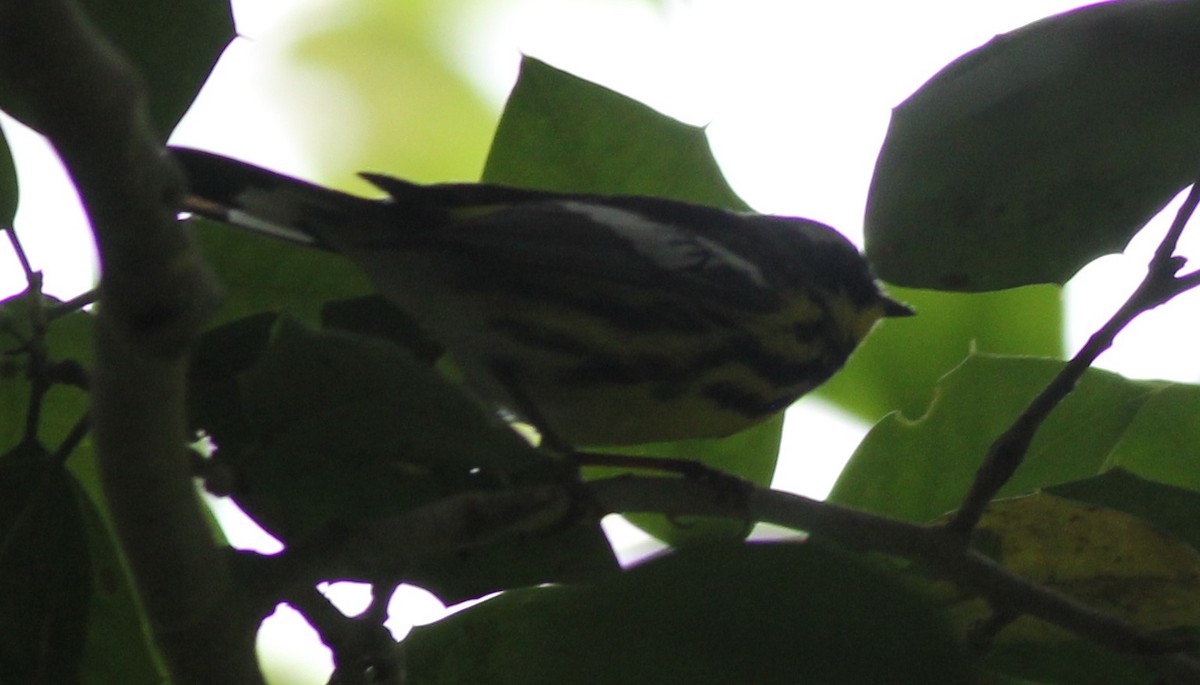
[560, 201, 768, 288]
[226, 208, 317, 244]
[223, 186, 326, 245]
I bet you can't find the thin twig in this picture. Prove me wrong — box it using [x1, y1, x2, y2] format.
[283, 585, 404, 685]
[52, 412, 90, 464]
[47, 287, 99, 320]
[18, 265, 47, 447]
[3, 226, 37, 285]
[946, 180, 1200, 538]
[284, 586, 360, 662]
[245, 486, 578, 596]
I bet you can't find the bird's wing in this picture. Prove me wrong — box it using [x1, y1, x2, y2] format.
[174, 147, 791, 313]
[365, 175, 787, 312]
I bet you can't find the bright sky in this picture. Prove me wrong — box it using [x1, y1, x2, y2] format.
[5, 1, 1200, 682]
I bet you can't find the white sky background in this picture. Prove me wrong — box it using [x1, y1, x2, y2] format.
[5, 1, 1200, 682]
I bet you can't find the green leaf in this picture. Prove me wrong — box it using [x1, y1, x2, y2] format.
[967, 494, 1200, 635]
[0, 314, 24, 456]
[320, 294, 444, 365]
[1048, 469, 1200, 552]
[0, 440, 167, 685]
[0, 443, 91, 684]
[405, 542, 976, 685]
[190, 316, 616, 601]
[484, 56, 747, 209]
[817, 284, 1063, 422]
[187, 311, 278, 456]
[0, 295, 166, 682]
[403, 522, 620, 606]
[192, 218, 371, 325]
[71, 448, 169, 685]
[866, 0, 1200, 291]
[828, 354, 1170, 522]
[0, 133, 16, 226]
[0, 291, 93, 457]
[0, 295, 164, 681]
[943, 494, 1199, 684]
[1097, 383, 1200, 491]
[985, 640, 1157, 685]
[205, 317, 556, 537]
[79, 0, 233, 136]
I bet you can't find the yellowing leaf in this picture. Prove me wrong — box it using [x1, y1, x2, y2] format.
[956, 494, 1200, 640]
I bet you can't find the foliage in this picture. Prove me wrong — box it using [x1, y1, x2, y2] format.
[2, 1, 1200, 684]
[866, 0, 1200, 291]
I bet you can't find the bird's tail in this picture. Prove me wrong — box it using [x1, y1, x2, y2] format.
[171, 146, 381, 249]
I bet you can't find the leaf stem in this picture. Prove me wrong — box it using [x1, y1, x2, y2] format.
[3, 226, 37, 286]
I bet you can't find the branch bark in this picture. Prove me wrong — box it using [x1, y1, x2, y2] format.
[243, 476, 1200, 683]
[0, 2, 259, 683]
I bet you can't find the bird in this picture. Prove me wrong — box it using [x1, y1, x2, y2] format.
[172, 147, 912, 447]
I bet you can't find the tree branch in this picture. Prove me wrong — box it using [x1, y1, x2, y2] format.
[283, 586, 405, 685]
[0, 2, 256, 683]
[247, 486, 577, 594]
[239, 475, 1199, 683]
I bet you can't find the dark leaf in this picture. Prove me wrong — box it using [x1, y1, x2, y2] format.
[0, 133, 15, 226]
[0, 443, 91, 684]
[405, 541, 976, 685]
[68, 443, 169, 685]
[320, 295, 443, 365]
[1048, 469, 1200, 551]
[986, 640, 1157, 685]
[191, 317, 616, 599]
[866, 0, 1200, 291]
[0, 291, 93, 457]
[191, 215, 372, 325]
[79, 0, 234, 136]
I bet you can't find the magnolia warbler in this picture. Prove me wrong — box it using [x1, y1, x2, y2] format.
[172, 147, 911, 447]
